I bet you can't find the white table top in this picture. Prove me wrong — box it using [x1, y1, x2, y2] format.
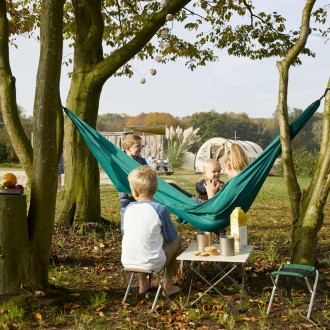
[177, 243, 253, 263]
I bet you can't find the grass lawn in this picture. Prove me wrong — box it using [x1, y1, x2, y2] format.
[0, 169, 329, 329]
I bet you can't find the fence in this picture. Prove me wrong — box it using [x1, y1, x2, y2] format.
[100, 132, 166, 159]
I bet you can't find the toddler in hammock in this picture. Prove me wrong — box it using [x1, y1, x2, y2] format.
[195, 159, 225, 200]
[197, 144, 249, 200]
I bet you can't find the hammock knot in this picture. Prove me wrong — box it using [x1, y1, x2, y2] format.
[321, 88, 330, 100]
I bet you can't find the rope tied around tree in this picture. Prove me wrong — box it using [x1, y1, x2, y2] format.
[320, 88, 330, 100]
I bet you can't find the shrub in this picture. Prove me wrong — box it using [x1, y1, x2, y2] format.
[274, 147, 318, 177]
[0, 128, 19, 163]
[166, 126, 200, 168]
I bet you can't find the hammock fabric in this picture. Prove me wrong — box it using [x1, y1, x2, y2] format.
[64, 98, 321, 232]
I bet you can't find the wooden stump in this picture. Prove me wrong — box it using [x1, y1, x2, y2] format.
[0, 194, 28, 295]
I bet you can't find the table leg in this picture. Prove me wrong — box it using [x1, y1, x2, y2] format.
[239, 262, 247, 309]
[186, 261, 195, 307]
[204, 263, 238, 290]
[209, 262, 247, 310]
[188, 262, 238, 310]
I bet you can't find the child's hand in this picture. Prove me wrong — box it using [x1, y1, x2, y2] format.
[204, 179, 221, 199]
[218, 181, 225, 189]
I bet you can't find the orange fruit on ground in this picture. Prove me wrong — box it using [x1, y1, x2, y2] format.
[2, 173, 17, 187]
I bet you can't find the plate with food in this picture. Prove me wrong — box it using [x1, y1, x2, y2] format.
[0, 173, 24, 195]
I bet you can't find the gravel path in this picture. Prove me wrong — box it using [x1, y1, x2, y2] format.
[0, 169, 113, 187]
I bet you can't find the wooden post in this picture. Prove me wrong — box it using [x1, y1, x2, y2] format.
[0, 194, 28, 294]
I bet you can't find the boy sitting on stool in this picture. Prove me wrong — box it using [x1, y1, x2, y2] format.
[121, 165, 181, 296]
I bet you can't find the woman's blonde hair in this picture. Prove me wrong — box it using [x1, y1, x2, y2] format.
[224, 144, 249, 173]
[128, 165, 158, 197]
[122, 134, 142, 150]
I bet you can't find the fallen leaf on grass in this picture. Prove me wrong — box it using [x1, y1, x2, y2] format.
[162, 316, 173, 325]
[96, 306, 105, 312]
[254, 267, 265, 273]
[64, 302, 82, 309]
[240, 316, 258, 322]
[69, 293, 80, 297]
[175, 314, 189, 322]
[33, 312, 42, 320]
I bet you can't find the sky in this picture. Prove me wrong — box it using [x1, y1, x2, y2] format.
[9, 1, 330, 119]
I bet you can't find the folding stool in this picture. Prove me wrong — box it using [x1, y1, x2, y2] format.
[267, 264, 319, 319]
[122, 268, 169, 311]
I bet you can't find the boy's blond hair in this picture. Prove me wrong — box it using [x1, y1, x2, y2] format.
[128, 165, 158, 197]
[122, 134, 142, 150]
[224, 144, 249, 173]
[203, 159, 221, 172]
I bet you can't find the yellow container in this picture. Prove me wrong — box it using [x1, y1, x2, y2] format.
[230, 207, 248, 250]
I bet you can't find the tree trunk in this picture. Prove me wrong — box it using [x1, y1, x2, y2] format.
[0, 195, 28, 294]
[58, 0, 104, 226]
[291, 80, 330, 264]
[291, 206, 324, 265]
[60, 77, 101, 225]
[26, 0, 64, 288]
[275, 0, 330, 265]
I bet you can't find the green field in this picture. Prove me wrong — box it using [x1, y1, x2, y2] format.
[1, 169, 329, 329]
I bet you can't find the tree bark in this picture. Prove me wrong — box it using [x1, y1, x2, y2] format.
[26, 0, 64, 288]
[291, 79, 330, 264]
[276, 0, 330, 265]
[0, 195, 28, 294]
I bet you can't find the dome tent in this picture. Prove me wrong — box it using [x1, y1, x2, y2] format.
[194, 137, 263, 173]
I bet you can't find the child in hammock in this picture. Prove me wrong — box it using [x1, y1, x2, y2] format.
[198, 144, 249, 200]
[121, 165, 181, 296]
[195, 159, 225, 200]
[167, 159, 224, 202]
[119, 134, 147, 234]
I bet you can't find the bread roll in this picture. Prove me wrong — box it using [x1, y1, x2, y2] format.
[204, 246, 217, 253]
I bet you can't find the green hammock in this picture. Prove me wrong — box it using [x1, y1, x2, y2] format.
[64, 98, 321, 232]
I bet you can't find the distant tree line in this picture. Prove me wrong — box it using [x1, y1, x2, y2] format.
[96, 107, 322, 152]
[0, 107, 322, 165]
